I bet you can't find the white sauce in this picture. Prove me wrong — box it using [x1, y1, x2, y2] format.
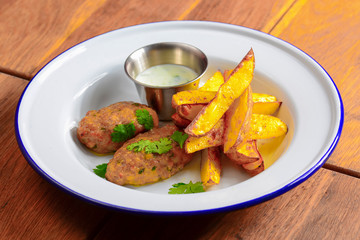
[135, 64, 198, 87]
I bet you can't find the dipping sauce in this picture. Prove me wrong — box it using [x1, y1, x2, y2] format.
[135, 64, 198, 87]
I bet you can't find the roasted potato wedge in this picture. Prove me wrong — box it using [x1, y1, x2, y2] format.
[201, 147, 222, 187]
[172, 90, 216, 108]
[242, 160, 264, 176]
[248, 114, 288, 139]
[223, 69, 233, 81]
[226, 139, 265, 176]
[225, 139, 261, 165]
[185, 49, 255, 136]
[176, 103, 206, 121]
[223, 86, 253, 153]
[184, 118, 225, 154]
[199, 70, 224, 91]
[173, 91, 280, 113]
[171, 113, 191, 128]
[252, 93, 282, 115]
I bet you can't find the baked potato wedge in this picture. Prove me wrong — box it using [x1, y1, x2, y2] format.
[199, 70, 224, 91]
[184, 118, 225, 154]
[225, 139, 261, 165]
[242, 159, 264, 176]
[223, 69, 233, 81]
[201, 147, 222, 187]
[173, 91, 280, 114]
[185, 48, 255, 136]
[171, 113, 191, 128]
[252, 93, 282, 115]
[171, 90, 216, 108]
[176, 103, 206, 121]
[223, 86, 253, 153]
[248, 114, 288, 139]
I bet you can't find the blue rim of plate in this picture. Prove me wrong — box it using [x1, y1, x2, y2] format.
[14, 20, 344, 215]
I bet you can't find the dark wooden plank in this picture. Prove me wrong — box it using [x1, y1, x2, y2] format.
[268, 0, 360, 174]
[0, 74, 111, 239]
[93, 169, 360, 240]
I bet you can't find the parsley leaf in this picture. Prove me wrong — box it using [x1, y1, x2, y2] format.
[127, 137, 172, 154]
[146, 138, 172, 154]
[136, 109, 154, 130]
[127, 139, 151, 152]
[111, 123, 136, 142]
[171, 131, 188, 148]
[93, 163, 107, 178]
[168, 181, 205, 194]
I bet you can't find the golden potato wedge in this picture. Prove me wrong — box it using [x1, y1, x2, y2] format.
[173, 91, 281, 114]
[173, 92, 281, 120]
[223, 86, 253, 153]
[252, 93, 282, 115]
[172, 90, 216, 108]
[223, 69, 233, 81]
[242, 158, 263, 170]
[201, 147, 222, 187]
[176, 103, 206, 121]
[184, 118, 225, 154]
[199, 70, 224, 91]
[252, 93, 277, 102]
[242, 160, 264, 176]
[225, 139, 261, 164]
[171, 113, 191, 128]
[185, 49, 255, 136]
[248, 114, 288, 139]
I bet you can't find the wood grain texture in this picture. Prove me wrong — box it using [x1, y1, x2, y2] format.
[0, 0, 196, 79]
[182, 0, 294, 30]
[0, 0, 294, 79]
[1, 0, 360, 239]
[93, 168, 360, 240]
[268, 0, 360, 174]
[0, 74, 110, 239]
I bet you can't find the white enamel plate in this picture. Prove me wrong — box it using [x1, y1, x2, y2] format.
[15, 21, 343, 215]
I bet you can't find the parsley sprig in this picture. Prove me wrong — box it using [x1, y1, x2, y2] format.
[168, 181, 205, 194]
[93, 163, 107, 178]
[136, 109, 154, 130]
[111, 123, 136, 142]
[171, 131, 188, 148]
[127, 137, 172, 154]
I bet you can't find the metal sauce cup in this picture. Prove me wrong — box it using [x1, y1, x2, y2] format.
[124, 42, 208, 120]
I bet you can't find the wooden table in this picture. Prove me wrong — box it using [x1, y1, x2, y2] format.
[1, 0, 360, 239]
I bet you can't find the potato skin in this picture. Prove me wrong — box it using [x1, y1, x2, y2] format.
[105, 124, 193, 186]
[77, 101, 159, 154]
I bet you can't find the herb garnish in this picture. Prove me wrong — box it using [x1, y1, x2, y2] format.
[127, 137, 172, 154]
[171, 131, 188, 148]
[93, 163, 107, 178]
[111, 123, 136, 142]
[168, 181, 205, 194]
[136, 109, 154, 130]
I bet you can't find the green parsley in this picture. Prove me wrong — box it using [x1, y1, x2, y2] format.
[168, 181, 205, 194]
[171, 131, 188, 148]
[93, 163, 107, 178]
[136, 109, 154, 130]
[146, 138, 172, 154]
[127, 137, 172, 154]
[111, 122, 136, 142]
[127, 139, 151, 152]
